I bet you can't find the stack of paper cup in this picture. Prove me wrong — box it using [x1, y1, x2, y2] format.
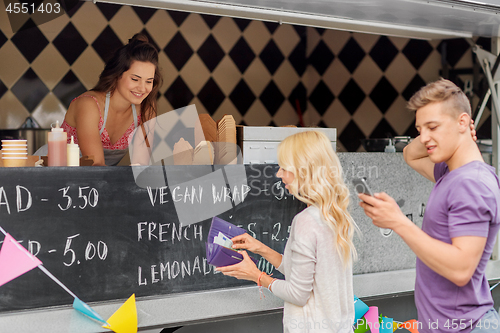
[1, 139, 28, 167]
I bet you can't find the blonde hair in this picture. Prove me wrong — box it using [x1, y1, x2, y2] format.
[407, 78, 471, 117]
[277, 131, 358, 266]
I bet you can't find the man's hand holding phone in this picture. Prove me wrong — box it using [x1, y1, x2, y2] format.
[353, 177, 374, 198]
[353, 177, 377, 207]
[353, 178, 409, 233]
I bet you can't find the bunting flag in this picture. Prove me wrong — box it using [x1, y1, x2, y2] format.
[354, 312, 409, 333]
[364, 307, 380, 333]
[354, 315, 391, 333]
[354, 318, 371, 333]
[354, 315, 419, 333]
[400, 319, 420, 333]
[354, 295, 370, 325]
[102, 294, 138, 333]
[0, 233, 42, 287]
[73, 297, 107, 324]
[380, 316, 394, 333]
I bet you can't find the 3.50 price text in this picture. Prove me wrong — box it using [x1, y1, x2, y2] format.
[58, 186, 99, 211]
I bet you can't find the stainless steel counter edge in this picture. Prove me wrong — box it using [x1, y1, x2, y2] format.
[2, 260, 500, 333]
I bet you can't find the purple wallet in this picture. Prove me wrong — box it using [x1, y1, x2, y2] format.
[206, 216, 259, 267]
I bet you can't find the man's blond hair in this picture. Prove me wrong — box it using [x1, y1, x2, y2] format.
[407, 78, 471, 117]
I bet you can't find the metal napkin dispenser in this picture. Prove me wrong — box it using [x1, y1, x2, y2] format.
[237, 126, 337, 164]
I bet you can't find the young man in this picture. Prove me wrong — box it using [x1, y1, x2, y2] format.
[359, 79, 500, 333]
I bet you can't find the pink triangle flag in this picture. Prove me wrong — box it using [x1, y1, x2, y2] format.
[0, 233, 42, 287]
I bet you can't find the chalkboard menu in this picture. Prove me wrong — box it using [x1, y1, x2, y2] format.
[0, 165, 305, 312]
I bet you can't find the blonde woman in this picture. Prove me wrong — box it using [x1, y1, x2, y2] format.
[217, 130, 358, 333]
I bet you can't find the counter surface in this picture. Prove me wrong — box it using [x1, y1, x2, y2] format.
[2, 261, 500, 333]
[0, 154, 497, 332]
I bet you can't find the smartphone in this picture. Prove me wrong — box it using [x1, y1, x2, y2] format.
[352, 178, 392, 235]
[352, 177, 374, 196]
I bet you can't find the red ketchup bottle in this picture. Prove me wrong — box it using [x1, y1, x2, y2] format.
[48, 121, 67, 166]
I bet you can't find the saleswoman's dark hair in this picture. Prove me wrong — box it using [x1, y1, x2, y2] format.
[92, 33, 162, 123]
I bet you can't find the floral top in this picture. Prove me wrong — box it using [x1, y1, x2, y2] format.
[61, 94, 140, 150]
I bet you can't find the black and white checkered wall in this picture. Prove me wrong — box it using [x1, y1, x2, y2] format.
[0, 1, 491, 151]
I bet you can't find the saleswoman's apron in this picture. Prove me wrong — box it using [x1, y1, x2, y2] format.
[101, 92, 138, 166]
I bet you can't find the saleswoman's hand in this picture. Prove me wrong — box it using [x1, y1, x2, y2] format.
[216, 251, 261, 282]
[231, 233, 264, 254]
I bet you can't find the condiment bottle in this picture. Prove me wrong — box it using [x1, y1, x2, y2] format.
[384, 139, 396, 153]
[48, 121, 67, 166]
[67, 136, 79, 166]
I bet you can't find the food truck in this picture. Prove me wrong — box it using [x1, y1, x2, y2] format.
[1, 0, 500, 332]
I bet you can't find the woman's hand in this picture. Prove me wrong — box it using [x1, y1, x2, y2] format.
[231, 233, 264, 254]
[216, 251, 261, 282]
[232, 233, 283, 269]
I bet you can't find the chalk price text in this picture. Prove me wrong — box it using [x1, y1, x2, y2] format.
[0, 185, 99, 214]
[58, 186, 99, 211]
[63, 234, 108, 267]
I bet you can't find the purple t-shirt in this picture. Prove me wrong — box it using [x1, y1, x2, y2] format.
[415, 161, 500, 333]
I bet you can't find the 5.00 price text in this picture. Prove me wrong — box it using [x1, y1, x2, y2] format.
[63, 234, 108, 267]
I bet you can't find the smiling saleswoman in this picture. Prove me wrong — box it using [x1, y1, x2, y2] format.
[36, 33, 163, 166]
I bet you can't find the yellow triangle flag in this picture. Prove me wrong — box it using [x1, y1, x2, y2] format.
[102, 294, 137, 333]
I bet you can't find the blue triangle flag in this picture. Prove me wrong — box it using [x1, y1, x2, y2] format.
[73, 297, 106, 324]
[353, 295, 369, 325]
